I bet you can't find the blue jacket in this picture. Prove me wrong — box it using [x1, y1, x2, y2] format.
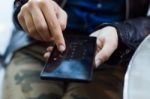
[13, 0, 150, 64]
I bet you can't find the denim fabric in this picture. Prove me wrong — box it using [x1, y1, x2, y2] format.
[65, 0, 125, 34]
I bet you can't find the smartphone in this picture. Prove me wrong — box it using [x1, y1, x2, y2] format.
[40, 36, 96, 82]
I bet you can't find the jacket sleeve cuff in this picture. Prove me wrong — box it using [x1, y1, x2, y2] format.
[95, 23, 134, 65]
[13, 0, 28, 30]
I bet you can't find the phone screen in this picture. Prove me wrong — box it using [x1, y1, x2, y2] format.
[40, 36, 96, 82]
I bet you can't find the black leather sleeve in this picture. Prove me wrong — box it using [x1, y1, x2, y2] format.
[114, 17, 150, 50]
[96, 17, 150, 65]
[108, 17, 150, 64]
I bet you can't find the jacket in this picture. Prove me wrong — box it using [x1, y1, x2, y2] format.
[13, 0, 150, 64]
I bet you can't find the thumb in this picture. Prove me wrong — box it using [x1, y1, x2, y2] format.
[95, 39, 116, 68]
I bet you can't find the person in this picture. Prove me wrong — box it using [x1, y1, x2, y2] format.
[2, 0, 150, 99]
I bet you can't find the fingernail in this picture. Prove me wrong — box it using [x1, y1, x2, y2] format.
[44, 52, 50, 58]
[59, 44, 65, 52]
[95, 59, 101, 68]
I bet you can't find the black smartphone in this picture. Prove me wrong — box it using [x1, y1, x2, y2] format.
[40, 36, 96, 82]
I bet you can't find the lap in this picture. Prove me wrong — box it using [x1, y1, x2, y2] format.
[3, 48, 126, 99]
[3, 51, 64, 99]
[63, 64, 125, 99]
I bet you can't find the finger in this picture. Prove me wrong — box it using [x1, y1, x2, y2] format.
[56, 4, 67, 31]
[44, 52, 51, 59]
[24, 11, 43, 40]
[95, 40, 116, 68]
[18, 12, 29, 33]
[40, 1, 66, 52]
[21, 4, 43, 40]
[96, 37, 103, 51]
[28, 1, 51, 41]
[47, 46, 53, 52]
[90, 31, 99, 37]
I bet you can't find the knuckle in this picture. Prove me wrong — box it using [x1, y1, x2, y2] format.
[36, 24, 48, 33]
[28, 27, 36, 35]
[38, 0, 47, 7]
[17, 13, 23, 21]
[60, 22, 66, 30]
[28, 0, 36, 9]
[21, 4, 29, 11]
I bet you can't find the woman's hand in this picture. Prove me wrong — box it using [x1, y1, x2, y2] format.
[18, 0, 67, 52]
[90, 26, 118, 68]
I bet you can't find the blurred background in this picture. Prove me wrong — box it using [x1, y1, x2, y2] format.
[0, 0, 14, 98]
